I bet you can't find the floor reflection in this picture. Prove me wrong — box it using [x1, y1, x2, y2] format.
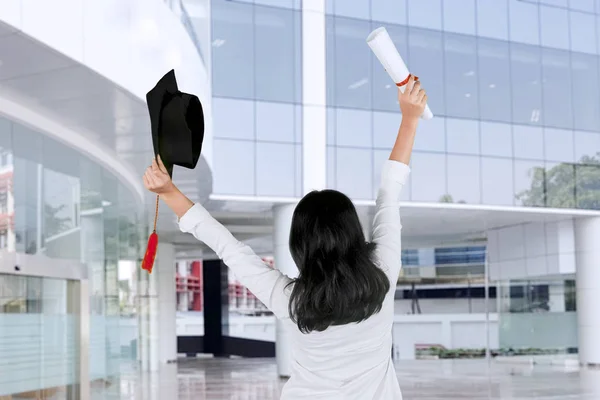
[113, 358, 600, 399]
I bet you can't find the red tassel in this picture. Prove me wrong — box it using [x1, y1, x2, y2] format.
[142, 231, 158, 273]
[141, 194, 160, 274]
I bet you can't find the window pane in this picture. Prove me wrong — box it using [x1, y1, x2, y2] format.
[575, 131, 600, 162]
[444, 34, 479, 118]
[478, 38, 511, 122]
[212, 0, 254, 98]
[336, 108, 372, 148]
[477, 0, 509, 40]
[510, 44, 543, 126]
[514, 125, 544, 160]
[414, 116, 446, 153]
[509, 0, 540, 45]
[332, 17, 372, 109]
[256, 143, 295, 196]
[335, 147, 372, 199]
[514, 160, 546, 207]
[373, 111, 401, 149]
[255, 6, 298, 102]
[407, 0, 442, 30]
[576, 165, 600, 210]
[254, 0, 296, 8]
[256, 102, 294, 142]
[327, 146, 335, 187]
[545, 162, 575, 208]
[545, 128, 574, 163]
[409, 28, 445, 116]
[411, 152, 446, 202]
[571, 54, 600, 132]
[482, 157, 514, 206]
[327, 107, 336, 145]
[326, 15, 335, 106]
[213, 98, 255, 140]
[373, 149, 411, 200]
[481, 122, 513, 157]
[542, 48, 573, 129]
[371, 0, 407, 24]
[540, 6, 569, 49]
[332, 0, 369, 18]
[446, 118, 479, 155]
[443, 0, 475, 35]
[570, 0, 595, 13]
[539, 0, 567, 6]
[295, 144, 302, 196]
[372, 24, 408, 112]
[570, 11, 597, 54]
[213, 139, 255, 195]
[447, 155, 481, 204]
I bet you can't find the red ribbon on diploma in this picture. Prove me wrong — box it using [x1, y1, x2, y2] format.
[396, 74, 419, 88]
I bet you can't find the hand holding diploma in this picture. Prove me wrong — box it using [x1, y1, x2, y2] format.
[367, 27, 434, 120]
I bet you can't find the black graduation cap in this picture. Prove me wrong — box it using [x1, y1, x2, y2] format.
[146, 69, 204, 177]
[142, 70, 205, 274]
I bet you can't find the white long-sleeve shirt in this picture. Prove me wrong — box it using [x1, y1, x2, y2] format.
[179, 160, 410, 399]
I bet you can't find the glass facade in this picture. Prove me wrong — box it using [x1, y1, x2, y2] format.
[0, 117, 143, 399]
[325, 0, 600, 207]
[211, 0, 303, 197]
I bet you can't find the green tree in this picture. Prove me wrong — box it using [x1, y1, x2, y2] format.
[516, 154, 600, 210]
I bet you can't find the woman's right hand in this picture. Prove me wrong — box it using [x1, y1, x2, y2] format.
[399, 75, 427, 121]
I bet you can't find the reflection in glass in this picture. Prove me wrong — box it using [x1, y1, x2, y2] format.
[411, 152, 446, 202]
[446, 118, 479, 155]
[373, 111, 401, 149]
[331, 0, 369, 19]
[407, 0, 442, 30]
[542, 48, 573, 129]
[0, 119, 14, 252]
[213, 98, 255, 140]
[575, 131, 600, 161]
[510, 43, 543, 126]
[212, 0, 254, 98]
[540, 6, 569, 49]
[477, 0, 509, 40]
[571, 53, 600, 132]
[213, 139, 256, 195]
[478, 38, 511, 122]
[513, 125, 544, 160]
[575, 164, 600, 210]
[327, 146, 335, 187]
[408, 28, 445, 115]
[371, 24, 408, 112]
[331, 17, 372, 109]
[256, 142, 295, 197]
[443, 0, 475, 35]
[509, 0, 540, 45]
[482, 157, 514, 205]
[514, 160, 546, 207]
[335, 147, 372, 200]
[447, 155, 480, 204]
[256, 101, 295, 143]
[413, 116, 446, 153]
[444, 34, 479, 119]
[545, 162, 575, 208]
[544, 128, 574, 163]
[371, 0, 407, 24]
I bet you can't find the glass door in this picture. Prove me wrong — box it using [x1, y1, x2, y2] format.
[0, 272, 88, 399]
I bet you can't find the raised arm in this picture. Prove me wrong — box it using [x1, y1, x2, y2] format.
[143, 157, 292, 319]
[372, 76, 426, 284]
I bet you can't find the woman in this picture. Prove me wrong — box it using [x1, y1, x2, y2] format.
[143, 76, 427, 399]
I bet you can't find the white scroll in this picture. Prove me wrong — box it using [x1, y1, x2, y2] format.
[367, 27, 434, 120]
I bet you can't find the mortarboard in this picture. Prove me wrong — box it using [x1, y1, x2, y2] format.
[141, 69, 205, 273]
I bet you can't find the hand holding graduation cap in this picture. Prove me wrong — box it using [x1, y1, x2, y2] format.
[143, 155, 174, 195]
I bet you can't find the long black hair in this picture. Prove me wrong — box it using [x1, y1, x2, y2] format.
[287, 189, 390, 333]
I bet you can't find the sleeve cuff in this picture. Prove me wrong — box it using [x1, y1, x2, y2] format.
[381, 160, 411, 186]
[178, 203, 210, 233]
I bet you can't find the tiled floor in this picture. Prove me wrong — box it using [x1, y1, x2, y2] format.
[115, 358, 600, 399]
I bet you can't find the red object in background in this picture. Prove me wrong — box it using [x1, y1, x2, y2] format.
[191, 261, 202, 311]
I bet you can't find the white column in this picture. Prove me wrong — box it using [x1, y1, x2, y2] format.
[157, 242, 177, 364]
[302, 0, 327, 194]
[177, 260, 189, 312]
[273, 204, 298, 378]
[575, 217, 600, 366]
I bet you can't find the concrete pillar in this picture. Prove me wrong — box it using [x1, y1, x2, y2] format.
[177, 261, 189, 312]
[273, 204, 298, 378]
[575, 217, 600, 367]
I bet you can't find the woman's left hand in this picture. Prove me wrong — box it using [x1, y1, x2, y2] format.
[143, 155, 175, 194]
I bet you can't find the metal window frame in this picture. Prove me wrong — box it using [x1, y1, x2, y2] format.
[0, 251, 89, 400]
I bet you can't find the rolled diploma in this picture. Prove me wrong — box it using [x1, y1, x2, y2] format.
[367, 27, 434, 120]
